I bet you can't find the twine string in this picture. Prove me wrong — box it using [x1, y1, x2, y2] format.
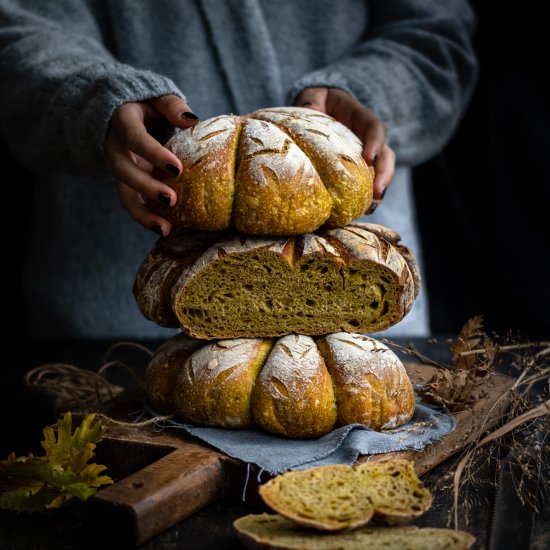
[23, 341, 153, 414]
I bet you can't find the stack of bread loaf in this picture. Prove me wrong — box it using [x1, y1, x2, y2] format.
[133, 107, 422, 438]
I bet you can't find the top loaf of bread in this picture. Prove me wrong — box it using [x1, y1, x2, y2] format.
[149, 107, 374, 235]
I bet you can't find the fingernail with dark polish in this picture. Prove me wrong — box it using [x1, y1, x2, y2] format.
[150, 224, 163, 236]
[166, 163, 180, 176]
[368, 203, 378, 214]
[301, 101, 313, 107]
[181, 111, 199, 120]
[158, 192, 171, 206]
[372, 154, 378, 166]
[380, 187, 387, 200]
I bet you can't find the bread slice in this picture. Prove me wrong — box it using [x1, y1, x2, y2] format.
[233, 514, 476, 550]
[258, 460, 432, 531]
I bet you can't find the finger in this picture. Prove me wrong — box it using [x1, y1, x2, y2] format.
[150, 94, 200, 129]
[372, 144, 395, 201]
[322, 89, 386, 166]
[111, 103, 183, 178]
[294, 87, 328, 112]
[106, 131, 178, 207]
[117, 182, 173, 236]
[361, 118, 387, 167]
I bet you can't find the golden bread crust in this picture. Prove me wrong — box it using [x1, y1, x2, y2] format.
[148, 107, 373, 235]
[146, 332, 414, 438]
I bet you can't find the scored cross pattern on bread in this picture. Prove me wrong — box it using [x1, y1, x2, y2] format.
[148, 107, 374, 235]
[145, 332, 415, 438]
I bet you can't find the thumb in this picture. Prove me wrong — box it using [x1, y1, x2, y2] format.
[150, 95, 200, 128]
[294, 87, 329, 113]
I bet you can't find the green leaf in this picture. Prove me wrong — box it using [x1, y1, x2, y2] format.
[0, 486, 61, 513]
[0, 412, 113, 513]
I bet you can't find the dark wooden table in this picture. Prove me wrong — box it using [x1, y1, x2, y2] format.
[0, 338, 548, 550]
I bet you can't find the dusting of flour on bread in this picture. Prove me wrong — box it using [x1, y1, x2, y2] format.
[258, 334, 321, 398]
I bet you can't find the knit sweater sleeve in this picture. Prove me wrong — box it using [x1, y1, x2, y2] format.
[287, 0, 478, 165]
[0, 0, 184, 175]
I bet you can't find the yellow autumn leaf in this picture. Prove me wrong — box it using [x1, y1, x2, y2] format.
[0, 411, 113, 513]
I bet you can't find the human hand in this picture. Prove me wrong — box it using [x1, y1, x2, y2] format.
[105, 95, 199, 236]
[294, 87, 395, 213]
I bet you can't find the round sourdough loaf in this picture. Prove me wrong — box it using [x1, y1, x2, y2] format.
[133, 222, 421, 339]
[148, 107, 374, 235]
[146, 332, 415, 438]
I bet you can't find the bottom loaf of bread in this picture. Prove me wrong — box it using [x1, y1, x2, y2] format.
[146, 331, 415, 439]
[233, 514, 476, 550]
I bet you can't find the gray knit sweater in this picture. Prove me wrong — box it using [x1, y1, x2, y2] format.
[0, 0, 477, 339]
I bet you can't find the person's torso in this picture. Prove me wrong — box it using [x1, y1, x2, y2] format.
[96, 0, 369, 116]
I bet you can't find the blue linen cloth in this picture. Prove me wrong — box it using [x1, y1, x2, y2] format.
[157, 397, 456, 475]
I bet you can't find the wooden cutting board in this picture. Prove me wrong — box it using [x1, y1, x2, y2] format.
[85, 363, 514, 546]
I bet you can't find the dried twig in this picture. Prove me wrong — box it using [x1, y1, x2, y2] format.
[456, 342, 550, 358]
[452, 399, 550, 529]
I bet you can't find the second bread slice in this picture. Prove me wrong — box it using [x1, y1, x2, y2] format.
[233, 513, 476, 550]
[258, 459, 432, 532]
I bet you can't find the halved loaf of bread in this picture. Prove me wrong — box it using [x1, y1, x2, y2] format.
[148, 107, 374, 235]
[146, 332, 415, 438]
[257, 460, 432, 531]
[233, 513, 476, 550]
[133, 222, 420, 339]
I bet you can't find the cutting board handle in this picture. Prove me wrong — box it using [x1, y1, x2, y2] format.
[87, 442, 229, 546]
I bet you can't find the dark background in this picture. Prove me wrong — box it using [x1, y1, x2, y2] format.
[412, 0, 549, 338]
[2, 0, 549, 343]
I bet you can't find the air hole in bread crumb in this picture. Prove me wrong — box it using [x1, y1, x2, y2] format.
[185, 308, 205, 321]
